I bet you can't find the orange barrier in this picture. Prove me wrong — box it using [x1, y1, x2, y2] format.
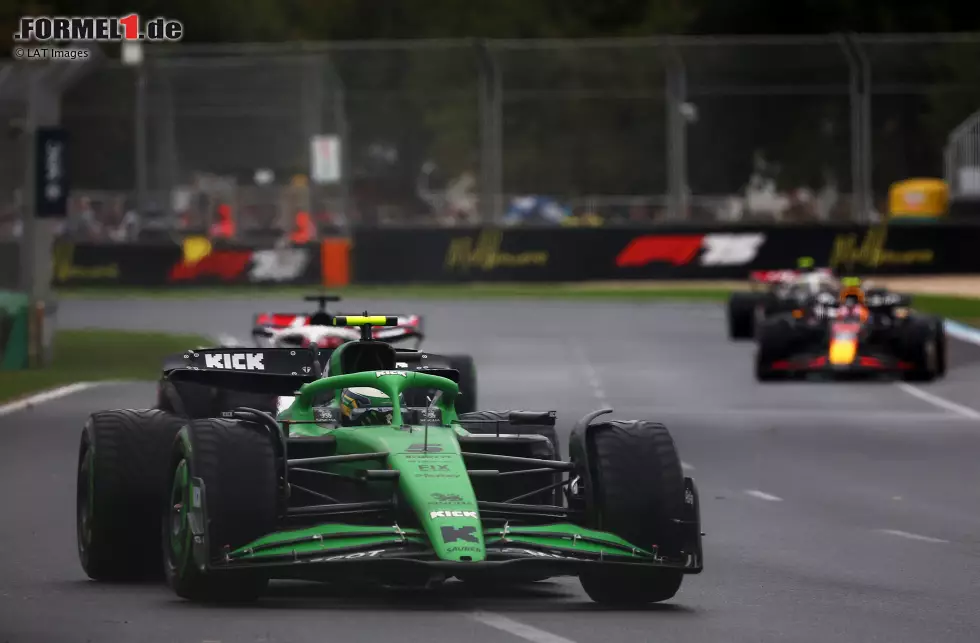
[320, 237, 351, 286]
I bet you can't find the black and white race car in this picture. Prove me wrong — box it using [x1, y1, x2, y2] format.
[157, 295, 479, 416]
[727, 265, 838, 340]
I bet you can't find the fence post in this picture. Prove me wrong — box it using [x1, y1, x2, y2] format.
[17, 45, 102, 366]
[664, 43, 688, 220]
[20, 69, 61, 367]
[476, 40, 503, 223]
[124, 43, 149, 218]
[840, 34, 864, 222]
[330, 59, 351, 225]
[855, 39, 874, 221]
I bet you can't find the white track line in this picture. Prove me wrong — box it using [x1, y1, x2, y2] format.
[893, 382, 980, 420]
[640, 407, 962, 422]
[945, 319, 980, 346]
[471, 612, 579, 643]
[877, 529, 949, 544]
[889, 319, 980, 419]
[682, 461, 694, 470]
[0, 382, 104, 418]
[745, 490, 783, 502]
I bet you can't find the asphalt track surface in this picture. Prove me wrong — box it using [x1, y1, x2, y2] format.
[3, 297, 980, 643]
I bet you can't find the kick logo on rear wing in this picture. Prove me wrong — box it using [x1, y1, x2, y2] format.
[176, 347, 318, 376]
[204, 352, 265, 371]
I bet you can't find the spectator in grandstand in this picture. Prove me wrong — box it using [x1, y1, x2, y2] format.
[289, 210, 316, 244]
[209, 203, 235, 239]
[64, 197, 102, 240]
[502, 196, 570, 225]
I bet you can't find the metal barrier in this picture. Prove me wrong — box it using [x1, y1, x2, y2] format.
[945, 109, 980, 198]
[3, 34, 980, 236]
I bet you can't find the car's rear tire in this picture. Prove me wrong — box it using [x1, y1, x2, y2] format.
[164, 418, 278, 603]
[575, 420, 686, 604]
[446, 354, 478, 414]
[77, 409, 186, 581]
[727, 293, 759, 340]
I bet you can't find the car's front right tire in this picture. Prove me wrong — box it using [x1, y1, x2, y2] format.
[574, 420, 686, 604]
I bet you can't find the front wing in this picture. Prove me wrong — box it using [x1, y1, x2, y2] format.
[765, 348, 915, 375]
[203, 524, 702, 582]
[181, 478, 703, 582]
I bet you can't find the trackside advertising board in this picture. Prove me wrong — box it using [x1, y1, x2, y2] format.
[351, 223, 980, 283]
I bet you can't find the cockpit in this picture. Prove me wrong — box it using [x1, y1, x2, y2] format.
[309, 385, 444, 428]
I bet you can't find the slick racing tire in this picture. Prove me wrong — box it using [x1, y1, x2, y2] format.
[446, 354, 478, 414]
[164, 418, 277, 603]
[937, 319, 948, 377]
[77, 409, 187, 581]
[754, 317, 793, 382]
[727, 293, 759, 340]
[575, 420, 685, 604]
[901, 319, 942, 383]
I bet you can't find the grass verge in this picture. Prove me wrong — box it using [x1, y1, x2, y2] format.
[0, 329, 211, 404]
[56, 284, 740, 301]
[55, 284, 980, 324]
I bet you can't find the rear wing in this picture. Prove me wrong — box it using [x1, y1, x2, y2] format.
[393, 349, 460, 384]
[749, 268, 833, 284]
[164, 347, 320, 395]
[253, 313, 311, 329]
[253, 312, 424, 340]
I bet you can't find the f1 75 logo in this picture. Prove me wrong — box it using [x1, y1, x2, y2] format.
[616, 233, 766, 267]
[441, 526, 479, 543]
[432, 493, 463, 502]
[203, 352, 265, 370]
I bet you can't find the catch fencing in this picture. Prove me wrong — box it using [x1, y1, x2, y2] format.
[3, 33, 980, 239]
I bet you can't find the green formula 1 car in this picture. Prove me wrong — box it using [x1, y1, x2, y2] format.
[76, 316, 703, 605]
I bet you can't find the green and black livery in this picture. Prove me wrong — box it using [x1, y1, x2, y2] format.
[77, 316, 703, 605]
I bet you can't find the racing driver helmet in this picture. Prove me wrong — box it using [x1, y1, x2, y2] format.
[796, 256, 816, 274]
[839, 277, 866, 306]
[340, 386, 400, 426]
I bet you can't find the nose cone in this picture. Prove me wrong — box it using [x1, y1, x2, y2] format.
[829, 338, 857, 365]
[388, 435, 486, 563]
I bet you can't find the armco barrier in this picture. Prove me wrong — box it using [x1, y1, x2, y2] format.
[350, 223, 980, 283]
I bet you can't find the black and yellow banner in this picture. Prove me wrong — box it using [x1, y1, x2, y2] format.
[351, 223, 980, 283]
